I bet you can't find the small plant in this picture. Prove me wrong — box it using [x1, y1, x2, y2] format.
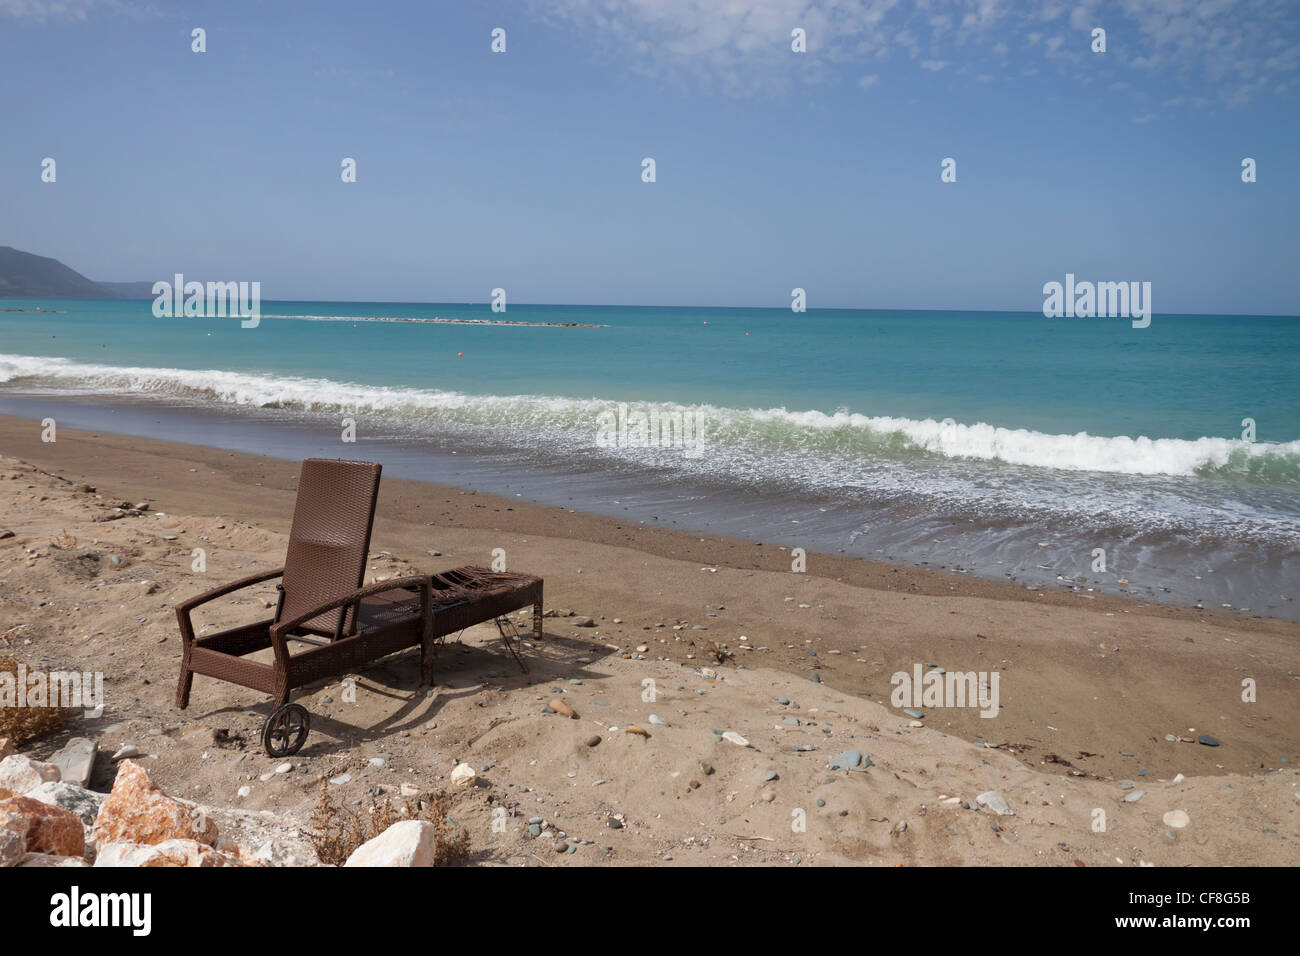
[308, 780, 471, 866]
[0, 656, 67, 745]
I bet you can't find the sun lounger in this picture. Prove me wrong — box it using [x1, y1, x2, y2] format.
[174, 458, 543, 756]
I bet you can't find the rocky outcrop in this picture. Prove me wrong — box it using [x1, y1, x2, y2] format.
[0, 754, 61, 794]
[26, 780, 105, 827]
[0, 808, 28, 867]
[0, 794, 85, 857]
[94, 838, 246, 868]
[91, 760, 218, 848]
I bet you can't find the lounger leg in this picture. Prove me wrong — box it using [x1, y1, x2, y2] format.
[533, 600, 543, 641]
[175, 666, 193, 709]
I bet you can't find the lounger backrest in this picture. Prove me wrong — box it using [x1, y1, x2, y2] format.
[278, 458, 382, 637]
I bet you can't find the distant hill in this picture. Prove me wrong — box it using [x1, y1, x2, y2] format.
[96, 281, 157, 299]
[0, 246, 151, 299]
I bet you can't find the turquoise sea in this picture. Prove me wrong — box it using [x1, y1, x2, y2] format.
[1, 299, 1297, 617]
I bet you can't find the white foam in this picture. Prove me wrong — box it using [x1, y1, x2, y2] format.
[1, 352, 1296, 480]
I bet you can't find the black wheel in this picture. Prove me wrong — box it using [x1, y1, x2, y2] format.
[263, 703, 310, 757]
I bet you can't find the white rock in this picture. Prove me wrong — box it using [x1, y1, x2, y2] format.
[449, 763, 476, 788]
[329, 773, 351, 786]
[343, 820, 435, 867]
[274, 762, 292, 774]
[1162, 809, 1190, 829]
[111, 745, 140, 761]
[400, 784, 421, 798]
[976, 791, 1014, 815]
[0, 755, 61, 795]
[237, 786, 251, 799]
[1171, 773, 1185, 784]
[721, 732, 749, 747]
[50, 737, 97, 788]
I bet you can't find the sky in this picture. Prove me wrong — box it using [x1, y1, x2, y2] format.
[2, 0, 1297, 313]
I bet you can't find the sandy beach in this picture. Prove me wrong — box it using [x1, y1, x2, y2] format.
[1, 414, 1296, 866]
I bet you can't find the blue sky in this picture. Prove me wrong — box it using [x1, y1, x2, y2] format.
[2, 0, 1297, 313]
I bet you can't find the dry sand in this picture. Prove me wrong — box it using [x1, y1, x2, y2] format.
[0, 416, 1297, 865]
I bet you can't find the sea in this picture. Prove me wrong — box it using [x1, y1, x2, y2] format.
[1, 299, 1297, 619]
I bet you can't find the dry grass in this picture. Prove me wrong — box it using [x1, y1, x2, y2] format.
[0, 656, 67, 746]
[309, 780, 471, 866]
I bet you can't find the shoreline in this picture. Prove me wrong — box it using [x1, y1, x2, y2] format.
[1, 393, 1293, 624]
[1, 412, 1296, 786]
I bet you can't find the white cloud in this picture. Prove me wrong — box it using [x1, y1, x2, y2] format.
[0, 0, 106, 18]
[535, 0, 1298, 108]
[857, 73, 880, 88]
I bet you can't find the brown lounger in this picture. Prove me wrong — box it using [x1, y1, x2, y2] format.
[174, 458, 543, 756]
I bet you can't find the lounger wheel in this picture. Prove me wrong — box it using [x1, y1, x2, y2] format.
[262, 703, 310, 757]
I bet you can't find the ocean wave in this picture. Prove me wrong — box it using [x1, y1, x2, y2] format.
[2, 352, 1297, 483]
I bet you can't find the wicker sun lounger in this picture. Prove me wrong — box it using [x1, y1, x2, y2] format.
[174, 458, 543, 756]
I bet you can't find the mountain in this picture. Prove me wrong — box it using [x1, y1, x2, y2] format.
[96, 281, 157, 299]
[0, 246, 150, 299]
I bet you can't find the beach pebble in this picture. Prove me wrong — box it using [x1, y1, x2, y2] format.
[1197, 734, 1220, 747]
[721, 732, 749, 747]
[648, 714, 668, 727]
[1124, 790, 1145, 803]
[829, 750, 871, 772]
[449, 763, 477, 788]
[275, 762, 292, 774]
[585, 735, 601, 748]
[329, 773, 351, 786]
[111, 745, 140, 761]
[902, 708, 924, 719]
[976, 791, 1013, 816]
[1162, 810, 1190, 829]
